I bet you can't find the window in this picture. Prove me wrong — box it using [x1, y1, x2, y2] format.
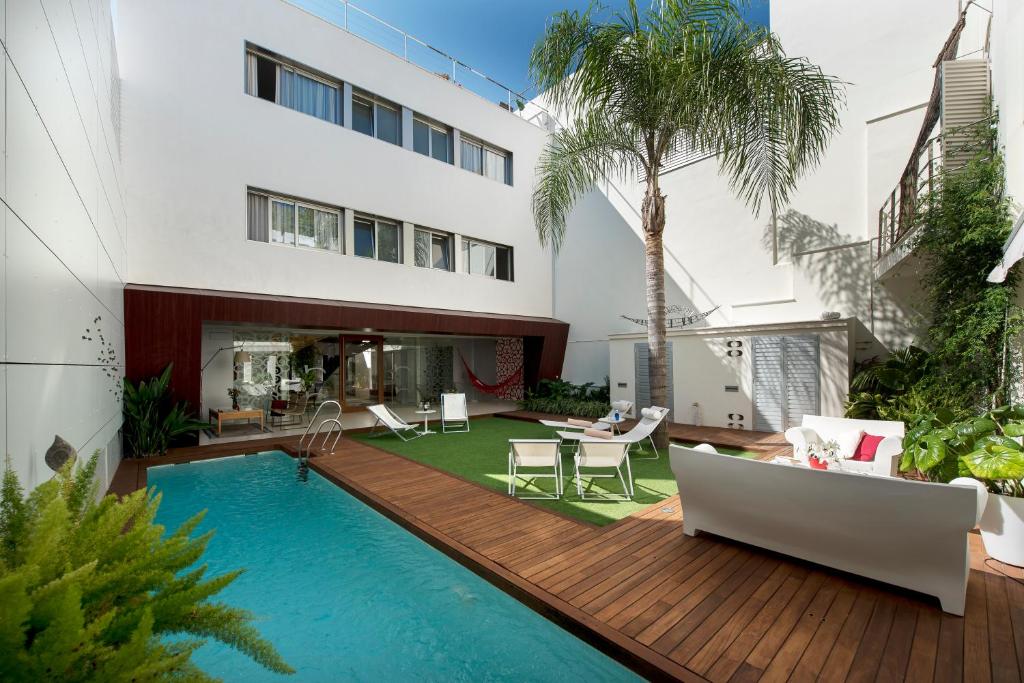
[414, 228, 452, 271]
[247, 190, 341, 253]
[413, 117, 450, 163]
[460, 136, 511, 185]
[352, 97, 373, 136]
[354, 216, 402, 263]
[461, 237, 513, 281]
[353, 93, 401, 146]
[245, 50, 340, 125]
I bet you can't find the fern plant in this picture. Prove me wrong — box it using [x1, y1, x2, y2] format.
[123, 363, 207, 457]
[0, 452, 293, 681]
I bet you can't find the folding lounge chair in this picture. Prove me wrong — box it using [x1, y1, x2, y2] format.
[538, 417, 611, 431]
[574, 441, 633, 500]
[557, 406, 670, 460]
[441, 393, 470, 433]
[367, 404, 422, 441]
[507, 439, 563, 499]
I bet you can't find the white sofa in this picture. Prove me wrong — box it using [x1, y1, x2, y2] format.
[669, 444, 983, 615]
[784, 415, 904, 477]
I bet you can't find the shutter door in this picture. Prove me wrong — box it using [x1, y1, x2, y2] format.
[753, 334, 821, 432]
[784, 335, 820, 429]
[752, 336, 785, 432]
[634, 342, 673, 415]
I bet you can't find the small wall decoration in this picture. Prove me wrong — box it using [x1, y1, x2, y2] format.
[82, 315, 122, 403]
[44, 434, 77, 472]
[621, 304, 719, 329]
[493, 337, 524, 401]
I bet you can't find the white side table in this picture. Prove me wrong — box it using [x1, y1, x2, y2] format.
[415, 409, 437, 435]
[599, 415, 626, 435]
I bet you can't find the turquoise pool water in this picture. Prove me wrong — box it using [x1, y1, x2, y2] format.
[150, 451, 642, 682]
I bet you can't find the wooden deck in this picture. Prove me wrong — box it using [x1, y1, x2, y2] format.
[111, 429, 1024, 682]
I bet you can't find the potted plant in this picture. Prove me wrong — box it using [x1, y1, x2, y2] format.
[806, 439, 841, 470]
[227, 386, 241, 410]
[902, 406, 1024, 566]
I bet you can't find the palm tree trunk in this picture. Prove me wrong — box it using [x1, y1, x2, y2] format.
[642, 179, 669, 450]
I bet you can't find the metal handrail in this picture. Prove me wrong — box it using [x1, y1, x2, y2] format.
[299, 399, 341, 452]
[301, 418, 343, 462]
[288, 0, 534, 113]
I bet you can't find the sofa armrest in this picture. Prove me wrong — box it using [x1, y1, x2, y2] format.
[784, 427, 821, 462]
[872, 436, 903, 476]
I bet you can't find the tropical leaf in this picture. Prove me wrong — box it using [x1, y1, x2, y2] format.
[961, 444, 1024, 481]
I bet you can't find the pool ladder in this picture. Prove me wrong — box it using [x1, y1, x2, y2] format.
[298, 400, 343, 464]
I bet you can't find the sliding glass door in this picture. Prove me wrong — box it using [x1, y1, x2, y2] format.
[341, 336, 382, 409]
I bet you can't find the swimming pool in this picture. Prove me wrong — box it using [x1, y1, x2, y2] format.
[150, 451, 641, 682]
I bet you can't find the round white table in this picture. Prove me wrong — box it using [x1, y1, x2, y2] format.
[415, 409, 437, 435]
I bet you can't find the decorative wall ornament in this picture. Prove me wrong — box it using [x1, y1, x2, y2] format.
[621, 305, 719, 329]
[491, 337, 524, 401]
[45, 434, 77, 472]
[82, 315, 122, 403]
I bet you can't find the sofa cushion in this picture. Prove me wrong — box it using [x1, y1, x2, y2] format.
[835, 429, 864, 459]
[851, 433, 885, 462]
[271, 399, 287, 410]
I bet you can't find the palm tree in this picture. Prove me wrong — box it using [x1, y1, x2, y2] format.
[530, 0, 843, 447]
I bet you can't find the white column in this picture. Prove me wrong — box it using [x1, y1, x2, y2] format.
[453, 234, 464, 273]
[451, 128, 460, 167]
[342, 83, 353, 129]
[401, 107, 414, 151]
[402, 221, 416, 266]
[343, 208, 355, 256]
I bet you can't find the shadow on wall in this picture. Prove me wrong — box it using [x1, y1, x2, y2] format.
[762, 210, 927, 357]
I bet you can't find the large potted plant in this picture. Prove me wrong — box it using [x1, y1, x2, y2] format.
[902, 406, 1024, 566]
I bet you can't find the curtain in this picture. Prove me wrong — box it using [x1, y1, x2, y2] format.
[245, 53, 258, 96]
[247, 192, 269, 242]
[278, 68, 339, 124]
[414, 230, 431, 267]
[377, 222, 401, 263]
[296, 205, 316, 247]
[483, 148, 506, 183]
[315, 211, 339, 251]
[271, 200, 295, 245]
[461, 140, 482, 173]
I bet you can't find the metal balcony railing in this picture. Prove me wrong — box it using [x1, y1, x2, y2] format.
[287, 0, 537, 118]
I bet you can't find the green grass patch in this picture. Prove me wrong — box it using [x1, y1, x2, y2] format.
[350, 416, 757, 526]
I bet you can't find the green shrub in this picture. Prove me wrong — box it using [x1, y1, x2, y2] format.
[0, 452, 292, 681]
[900, 405, 1024, 495]
[123, 363, 207, 458]
[521, 377, 611, 417]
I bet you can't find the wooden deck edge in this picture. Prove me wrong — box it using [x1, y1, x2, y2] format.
[308, 457, 707, 683]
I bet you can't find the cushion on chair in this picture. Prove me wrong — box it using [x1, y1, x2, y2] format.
[583, 428, 613, 439]
[851, 433, 885, 462]
[835, 429, 865, 458]
[271, 400, 287, 410]
[567, 418, 592, 427]
[640, 407, 661, 420]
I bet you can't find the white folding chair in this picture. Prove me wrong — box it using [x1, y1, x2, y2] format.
[507, 439, 562, 499]
[557, 406, 670, 460]
[574, 441, 633, 500]
[441, 393, 470, 433]
[367, 404, 422, 441]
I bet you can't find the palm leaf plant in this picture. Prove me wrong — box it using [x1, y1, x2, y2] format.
[530, 0, 843, 446]
[123, 363, 207, 458]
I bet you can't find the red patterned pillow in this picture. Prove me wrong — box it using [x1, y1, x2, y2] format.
[271, 400, 287, 410]
[851, 433, 885, 462]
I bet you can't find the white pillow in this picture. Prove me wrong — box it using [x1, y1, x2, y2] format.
[641, 407, 661, 420]
[835, 429, 864, 459]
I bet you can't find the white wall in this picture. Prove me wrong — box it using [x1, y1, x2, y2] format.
[608, 320, 851, 430]
[991, 0, 1024, 210]
[2, 0, 126, 490]
[556, 0, 959, 384]
[119, 0, 553, 318]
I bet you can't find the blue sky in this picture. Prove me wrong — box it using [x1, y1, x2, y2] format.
[295, 0, 770, 98]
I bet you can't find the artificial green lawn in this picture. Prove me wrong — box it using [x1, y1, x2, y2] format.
[350, 416, 757, 526]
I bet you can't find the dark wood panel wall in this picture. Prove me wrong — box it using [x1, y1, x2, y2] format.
[124, 285, 569, 409]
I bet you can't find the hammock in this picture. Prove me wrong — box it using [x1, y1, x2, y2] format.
[458, 353, 522, 395]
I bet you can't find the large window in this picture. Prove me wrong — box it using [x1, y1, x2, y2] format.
[247, 190, 340, 252]
[461, 237, 513, 281]
[460, 136, 510, 185]
[413, 117, 450, 163]
[354, 216, 402, 263]
[245, 50, 340, 125]
[352, 93, 401, 146]
[414, 228, 452, 271]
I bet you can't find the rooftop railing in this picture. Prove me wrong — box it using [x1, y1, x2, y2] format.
[287, 0, 535, 117]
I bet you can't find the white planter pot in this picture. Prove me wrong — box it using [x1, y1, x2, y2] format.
[979, 493, 1024, 567]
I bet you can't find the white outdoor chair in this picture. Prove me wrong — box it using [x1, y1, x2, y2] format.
[507, 439, 563, 499]
[574, 441, 633, 500]
[441, 393, 470, 433]
[368, 404, 422, 441]
[557, 406, 670, 460]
